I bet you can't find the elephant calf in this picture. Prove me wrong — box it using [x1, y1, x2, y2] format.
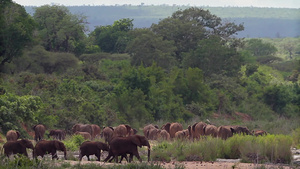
[33, 140, 67, 160]
[3, 139, 34, 157]
[79, 141, 109, 161]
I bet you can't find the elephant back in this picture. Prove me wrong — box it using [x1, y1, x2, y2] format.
[169, 122, 183, 138]
[217, 126, 233, 140]
[6, 130, 20, 141]
[114, 124, 132, 137]
[193, 122, 207, 139]
[91, 124, 101, 139]
[204, 124, 218, 137]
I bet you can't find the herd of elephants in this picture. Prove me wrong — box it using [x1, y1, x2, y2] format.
[2, 122, 267, 163]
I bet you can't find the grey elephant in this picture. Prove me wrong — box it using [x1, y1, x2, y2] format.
[3, 139, 34, 157]
[104, 135, 150, 163]
[33, 140, 67, 160]
[79, 141, 109, 161]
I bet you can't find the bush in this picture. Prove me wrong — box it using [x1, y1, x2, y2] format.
[62, 134, 86, 151]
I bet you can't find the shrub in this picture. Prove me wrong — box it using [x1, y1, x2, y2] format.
[63, 134, 85, 151]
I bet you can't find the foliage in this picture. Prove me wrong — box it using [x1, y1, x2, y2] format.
[0, 0, 36, 72]
[244, 39, 277, 57]
[126, 29, 177, 69]
[33, 5, 87, 55]
[92, 18, 133, 53]
[151, 7, 244, 63]
[62, 134, 85, 151]
[0, 93, 43, 137]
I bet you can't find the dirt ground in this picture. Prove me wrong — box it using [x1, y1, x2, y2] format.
[61, 160, 292, 169]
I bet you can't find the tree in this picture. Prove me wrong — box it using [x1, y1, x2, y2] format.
[126, 29, 177, 69]
[33, 5, 87, 54]
[0, 0, 36, 72]
[92, 18, 133, 53]
[244, 39, 277, 57]
[151, 7, 244, 62]
[182, 36, 244, 77]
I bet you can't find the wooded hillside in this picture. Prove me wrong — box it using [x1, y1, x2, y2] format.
[1, 1, 299, 138]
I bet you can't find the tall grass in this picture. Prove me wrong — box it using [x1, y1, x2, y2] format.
[151, 134, 293, 164]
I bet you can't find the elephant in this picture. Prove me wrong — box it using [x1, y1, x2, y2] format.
[143, 124, 159, 138]
[158, 129, 170, 141]
[204, 124, 218, 137]
[79, 141, 109, 161]
[33, 124, 46, 142]
[217, 126, 233, 140]
[129, 128, 138, 136]
[231, 125, 252, 135]
[114, 124, 132, 137]
[3, 139, 34, 157]
[175, 129, 189, 140]
[102, 127, 114, 143]
[33, 140, 67, 160]
[217, 125, 251, 140]
[75, 131, 92, 140]
[104, 135, 150, 163]
[252, 129, 268, 136]
[147, 128, 161, 140]
[91, 124, 101, 139]
[161, 122, 183, 138]
[48, 129, 66, 140]
[190, 122, 207, 140]
[6, 130, 20, 141]
[72, 124, 94, 139]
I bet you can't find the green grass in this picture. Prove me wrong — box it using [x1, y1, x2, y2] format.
[151, 134, 293, 164]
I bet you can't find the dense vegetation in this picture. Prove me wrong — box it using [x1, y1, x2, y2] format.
[24, 5, 300, 38]
[0, 0, 299, 139]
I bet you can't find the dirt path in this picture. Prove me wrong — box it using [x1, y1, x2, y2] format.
[60, 160, 292, 169]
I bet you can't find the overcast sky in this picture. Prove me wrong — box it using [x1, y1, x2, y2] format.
[13, 0, 300, 8]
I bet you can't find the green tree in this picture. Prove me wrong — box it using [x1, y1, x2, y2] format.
[0, 0, 36, 72]
[92, 18, 133, 53]
[126, 29, 177, 69]
[33, 5, 87, 54]
[245, 39, 277, 57]
[151, 7, 244, 62]
[182, 36, 244, 77]
[0, 93, 43, 136]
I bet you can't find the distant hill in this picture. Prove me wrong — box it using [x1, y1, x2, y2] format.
[24, 5, 300, 38]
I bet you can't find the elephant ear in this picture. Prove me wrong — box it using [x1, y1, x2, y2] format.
[192, 122, 198, 132]
[124, 124, 132, 134]
[163, 123, 171, 133]
[203, 125, 207, 135]
[230, 127, 235, 134]
[16, 131, 20, 139]
[109, 126, 114, 131]
[32, 125, 37, 130]
[131, 135, 142, 147]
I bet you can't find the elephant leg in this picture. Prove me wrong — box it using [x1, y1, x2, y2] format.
[133, 152, 142, 162]
[95, 152, 101, 161]
[87, 155, 90, 161]
[103, 153, 112, 162]
[79, 154, 83, 161]
[52, 151, 58, 160]
[129, 154, 134, 163]
[115, 155, 119, 163]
